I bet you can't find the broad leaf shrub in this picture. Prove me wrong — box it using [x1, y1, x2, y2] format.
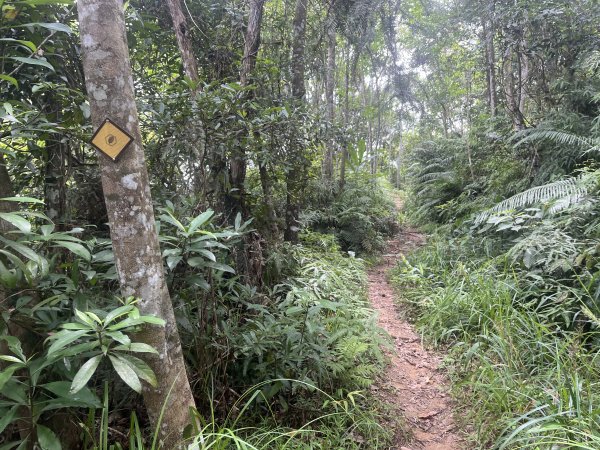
[1, 203, 392, 448]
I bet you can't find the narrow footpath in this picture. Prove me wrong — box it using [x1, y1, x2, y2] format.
[368, 202, 463, 449]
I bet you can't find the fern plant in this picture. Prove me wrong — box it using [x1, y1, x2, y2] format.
[474, 173, 596, 226]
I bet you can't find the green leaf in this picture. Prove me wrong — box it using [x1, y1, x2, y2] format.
[0, 366, 19, 390]
[10, 56, 54, 71]
[36, 424, 62, 450]
[0, 355, 23, 364]
[0, 196, 44, 204]
[14, 0, 74, 4]
[166, 255, 182, 271]
[0, 237, 44, 265]
[0, 75, 18, 88]
[187, 210, 214, 234]
[21, 22, 72, 34]
[109, 355, 141, 393]
[158, 213, 186, 232]
[42, 381, 101, 408]
[203, 261, 236, 274]
[116, 354, 157, 387]
[0, 213, 31, 233]
[0, 38, 36, 52]
[197, 249, 216, 262]
[70, 355, 102, 394]
[0, 405, 18, 435]
[105, 331, 131, 345]
[104, 304, 135, 325]
[113, 342, 158, 354]
[46, 329, 89, 355]
[52, 241, 91, 261]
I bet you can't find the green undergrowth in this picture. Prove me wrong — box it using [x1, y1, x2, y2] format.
[391, 235, 600, 449]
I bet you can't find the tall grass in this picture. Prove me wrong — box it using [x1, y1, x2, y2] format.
[392, 239, 600, 449]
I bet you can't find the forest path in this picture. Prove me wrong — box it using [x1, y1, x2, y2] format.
[368, 196, 463, 450]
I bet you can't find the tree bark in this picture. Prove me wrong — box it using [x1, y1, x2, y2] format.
[324, 24, 336, 180]
[241, 0, 266, 87]
[165, 0, 207, 197]
[226, 0, 266, 222]
[339, 42, 351, 190]
[77, 1, 196, 447]
[166, 0, 199, 85]
[483, 0, 498, 117]
[285, 0, 308, 243]
[44, 138, 67, 227]
[291, 0, 307, 99]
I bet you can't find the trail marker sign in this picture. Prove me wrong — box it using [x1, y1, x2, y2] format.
[90, 118, 134, 161]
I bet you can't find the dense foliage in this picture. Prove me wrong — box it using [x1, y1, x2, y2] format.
[3, 0, 600, 447]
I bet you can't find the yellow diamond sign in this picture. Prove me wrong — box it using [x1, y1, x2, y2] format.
[90, 118, 134, 161]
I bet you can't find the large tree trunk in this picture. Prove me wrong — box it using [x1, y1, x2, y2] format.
[284, 0, 308, 243]
[323, 24, 336, 181]
[77, 1, 196, 447]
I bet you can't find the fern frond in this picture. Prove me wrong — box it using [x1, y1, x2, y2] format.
[475, 177, 588, 225]
[513, 129, 599, 154]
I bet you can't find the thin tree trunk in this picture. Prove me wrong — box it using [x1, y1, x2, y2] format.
[241, 0, 266, 87]
[44, 139, 67, 227]
[166, 0, 207, 197]
[77, 2, 196, 447]
[290, 0, 307, 99]
[396, 111, 403, 188]
[259, 163, 278, 239]
[285, 0, 308, 243]
[339, 42, 350, 190]
[166, 0, 199, 85]
[227, 0, 266, 222]
[324, 24, 336, 180]
[484, 0, 497, 116]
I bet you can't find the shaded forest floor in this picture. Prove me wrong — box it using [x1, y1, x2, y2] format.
[368, 198, 464, 449]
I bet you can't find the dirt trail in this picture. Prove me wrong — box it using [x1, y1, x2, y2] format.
[368, 199, 463, 449]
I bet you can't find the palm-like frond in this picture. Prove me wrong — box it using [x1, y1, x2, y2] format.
[513, 129, 600, 155]
[475, 177, 589, 225]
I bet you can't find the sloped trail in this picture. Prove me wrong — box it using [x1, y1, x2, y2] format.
[368, 199, 464, 449]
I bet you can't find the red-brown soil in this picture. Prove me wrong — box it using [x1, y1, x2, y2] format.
[368, 206, 464, 449]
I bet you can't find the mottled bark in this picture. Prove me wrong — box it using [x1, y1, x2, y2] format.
[77, 1, 195, 447]
[166, 0, 199, 85]
[291, 0, 307, 99]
